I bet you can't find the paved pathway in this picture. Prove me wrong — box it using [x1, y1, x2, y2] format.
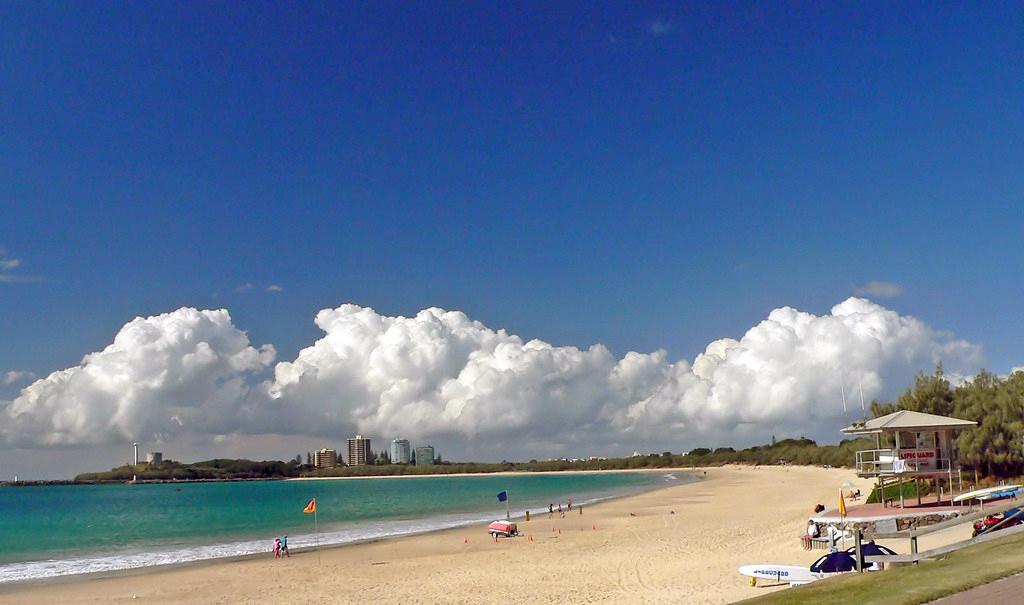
[929, 572, 1024, 604]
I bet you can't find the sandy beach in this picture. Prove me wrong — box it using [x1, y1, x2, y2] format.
[1, 465, 922, 605]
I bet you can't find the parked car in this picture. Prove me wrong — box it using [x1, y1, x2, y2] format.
[487, 520, 518, 537]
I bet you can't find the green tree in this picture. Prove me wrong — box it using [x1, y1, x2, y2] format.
[871, 364, 955, 418]
[955, 370, 1024, 477]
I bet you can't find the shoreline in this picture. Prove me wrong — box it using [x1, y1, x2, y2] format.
[1, 465, 888, 604]
[290, 466, 702, 481]
[2, 465, 711, 487]
[0, 468, 689, 589]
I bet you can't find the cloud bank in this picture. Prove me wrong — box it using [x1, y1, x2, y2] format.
[2, 299, 982, 455]
[3, 308, 275, 447]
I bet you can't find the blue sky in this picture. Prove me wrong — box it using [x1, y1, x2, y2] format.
[1, 3, 1022, 476]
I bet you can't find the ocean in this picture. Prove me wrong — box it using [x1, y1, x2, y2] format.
[0, 471, 688, 583]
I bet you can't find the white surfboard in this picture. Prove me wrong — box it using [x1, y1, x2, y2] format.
[953, 485, 1021, 503]
[738, 564, 820, 585]
[978, 488, 1022, 501]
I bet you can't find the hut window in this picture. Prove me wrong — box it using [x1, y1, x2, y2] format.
[914, 432, 935, 449]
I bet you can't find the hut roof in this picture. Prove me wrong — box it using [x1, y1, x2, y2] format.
[842, 410, 976, 435]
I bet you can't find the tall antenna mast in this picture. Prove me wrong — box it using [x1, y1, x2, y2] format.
[839, 370, 850, 425]
[858, 376, 867, 421]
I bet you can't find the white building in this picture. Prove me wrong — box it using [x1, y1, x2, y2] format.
[391, 439, 411, 464]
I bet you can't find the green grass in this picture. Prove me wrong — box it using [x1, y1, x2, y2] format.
[866, 480, 929, 504]
[739, 531, 1024, 605]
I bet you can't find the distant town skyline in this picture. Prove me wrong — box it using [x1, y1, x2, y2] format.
[2, 3, 1022, 478]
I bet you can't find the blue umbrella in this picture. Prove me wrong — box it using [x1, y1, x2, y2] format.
[809, 551, 857, 573]
[847, 543, 898, 557]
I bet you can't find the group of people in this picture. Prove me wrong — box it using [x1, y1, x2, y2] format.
[273, 535, 290, 558]
[803, 519, 848, 550]
[547, 498, 576, 518]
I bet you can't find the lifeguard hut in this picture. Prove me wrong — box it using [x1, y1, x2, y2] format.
[842, 410, 976, 508]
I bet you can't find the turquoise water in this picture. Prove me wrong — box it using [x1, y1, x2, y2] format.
[0, 471, 686, 582]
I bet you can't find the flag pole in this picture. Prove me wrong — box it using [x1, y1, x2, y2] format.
[840, 489, 846, 551]
[314, 503, 320, 564]
[506, 490, 510, 521]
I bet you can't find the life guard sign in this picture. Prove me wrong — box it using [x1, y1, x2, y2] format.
[900, 450, 937, 471]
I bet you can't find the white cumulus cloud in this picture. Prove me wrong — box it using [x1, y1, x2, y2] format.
[2, 299, 983, 455]
[264, 298, 981, 451]
[3, 308, 275, 447]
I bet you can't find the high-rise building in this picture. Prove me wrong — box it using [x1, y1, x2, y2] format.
[390, 439, 411, 464]
[347, 435, 372, 466]
[146, 452, 163, 464]
[415, 445, 435, 467]
[314, 448, 338, 468]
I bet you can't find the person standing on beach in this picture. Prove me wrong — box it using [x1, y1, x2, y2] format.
[280, 535, 290, 557]
[273, 537, 281, 558]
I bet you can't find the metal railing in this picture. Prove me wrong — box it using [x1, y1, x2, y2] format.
[854, 449, 954, 475]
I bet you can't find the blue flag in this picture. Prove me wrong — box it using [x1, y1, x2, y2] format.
[496, 490, 508, 502]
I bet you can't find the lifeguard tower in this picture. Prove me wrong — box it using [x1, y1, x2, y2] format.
[842, 410, 976, 508]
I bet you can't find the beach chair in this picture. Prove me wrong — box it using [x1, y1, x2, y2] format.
[809, 537, 831, 550]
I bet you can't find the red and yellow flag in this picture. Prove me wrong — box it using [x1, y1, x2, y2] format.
[838, 490, 847, 518]
[303, 498, 316, 514]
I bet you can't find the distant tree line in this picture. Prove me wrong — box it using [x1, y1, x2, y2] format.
[74, 458, 304, 482]
[73, 437, 875, 483]
[296, 437, 873, 476]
